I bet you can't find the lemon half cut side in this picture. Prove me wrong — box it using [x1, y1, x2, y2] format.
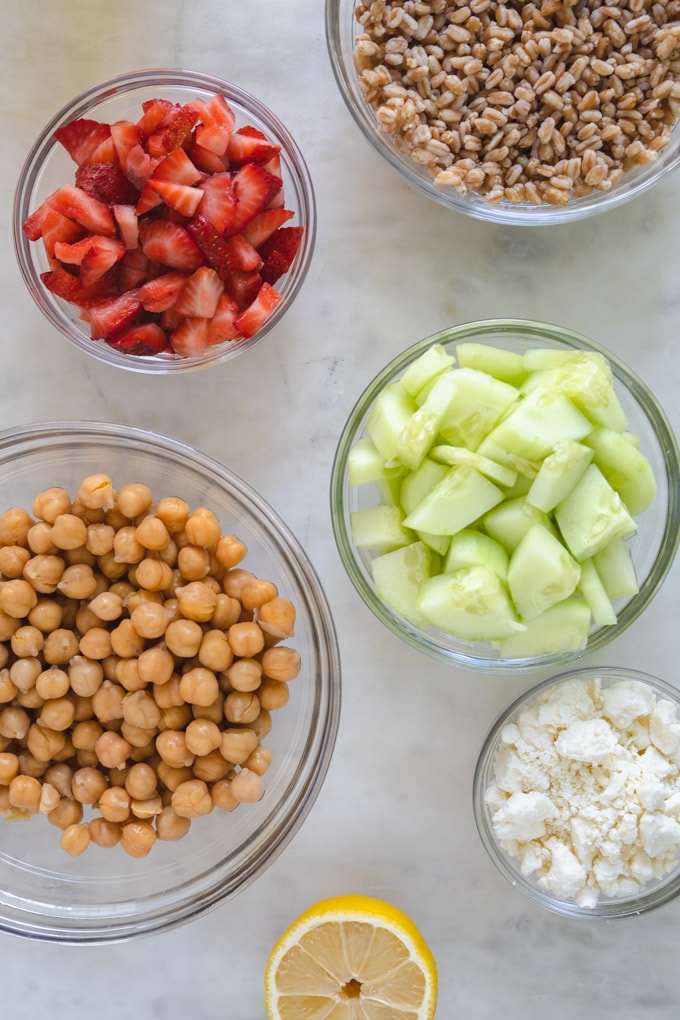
[264, 894, 438, 1019]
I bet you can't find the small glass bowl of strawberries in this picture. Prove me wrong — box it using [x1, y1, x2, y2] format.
[13, 69, 316, 373]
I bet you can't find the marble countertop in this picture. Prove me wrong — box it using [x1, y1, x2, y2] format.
[2, 1, 680, 1016]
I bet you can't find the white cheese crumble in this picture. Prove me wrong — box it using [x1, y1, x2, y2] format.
[485, 676, 680, 907]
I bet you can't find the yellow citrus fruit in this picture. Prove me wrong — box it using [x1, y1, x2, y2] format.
[264, 894, 438, 1019]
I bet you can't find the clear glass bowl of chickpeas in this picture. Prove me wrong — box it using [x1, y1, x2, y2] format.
[0, 421, 340, 942]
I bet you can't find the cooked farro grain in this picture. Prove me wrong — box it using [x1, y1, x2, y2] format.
[353, 0, 680, 205]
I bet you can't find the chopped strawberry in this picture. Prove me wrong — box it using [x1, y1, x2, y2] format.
[170, 316, 210, 357]
[261, 152, 284, 208]
[195, 93, 236, 155]
[117, 249, 153, 292]
[139, 220, 203, 271]
[206, 292, 241, 345]
[46, 185, 117, 236]
[174, 266, 224, 318]
[228, 126, 280, 165]
[112, 204, 140, 250]
[150, 105, 201, 156]
[227, 232, 262, 272]
[87, 290, 143, 339]
[223, 269, 263, 311]
[106, 322, 169, 356]
[111, 120, 145, 167]
[23, 204, 84, 256]
[186, 215, 241, 279]
[150, 147, 203, 185]
[137, 98, 177, 134]
[149, 179, 204, 217]
[54, 118, 112, 164]
[197, 173, 236, 233]
[160, 305, 184, 332]
[135, 185, 164, 216]
[189, 142, 228, 174]
[124, 144, 161, 190]
[79, 236, 127, 287]
[87, 136, 119, 165]
[229, 163, 282, 233]
[241, 207, 294, 248]
[54, 235, 102, 266]
[139, 270, 190, 312]
[74, 162, 139, 205]
[259, 226, 304, 284]
[40, 266, 82, 301]
[234, 282, 282, 338]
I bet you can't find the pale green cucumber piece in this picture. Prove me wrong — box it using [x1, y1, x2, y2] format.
[554, 464, 637, 561]
[495, 597, 592, 657]
[416, 530, 451, 557]
[399, 458, 449, 515]
[592, 538, 639, 599]
[521, 352, 627, 432]
[483, 389, 593, 460]
[499, 472, 535, 499]
[584, 426, 657, 516]
[350, 504, 414, 554]
[507, 523, 581, 621]
[366, 382, 416, 461]
[396, 371, 458, 471]
[403, 465, 504, 536]
[578, 558, 617, 626]
[444, 527, 509, 581]
[371, 540, 434, 625]
[482, 496, 556, 552]
[348, 436, 405, 487]
[400, 344, 456, 397]
[525, 440, 594, 513]
[437, 368, 519, 450]
[456, 342, 526, 386]
[522, 348, 591, 371]
[376, 474, 404, 507]
[430, 445, 517, 488]
[623, 431, 640, 449]
[476, 438, 540, 478]
[417, 565, 525, 641]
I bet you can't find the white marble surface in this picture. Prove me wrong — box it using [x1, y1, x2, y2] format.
[2, 1, 680, 1016]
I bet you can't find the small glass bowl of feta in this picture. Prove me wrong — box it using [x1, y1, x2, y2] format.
[473, 666, 680, 918]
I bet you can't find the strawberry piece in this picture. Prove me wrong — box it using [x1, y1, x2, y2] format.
[111, 120, 145, 167]
[124, 144, 161, 190]
[174, 266, 224, 318]
[40, 266, 81, 301]
[149, 179, 204, 218]
[185, 215, 241, 279]
[229, 163, 282, 233]
[112, 204, 139, 250]
[117, 249, 153, 292]
[227, 232, 262, 272]
[223, 269, 263, 311]
[87, 290, 142, 339]
[54, 118, 112, 164]
[206, 292, 241, 345]
[135, 185, 164, 215]
[46, 185, 117, 237]
[241, 207, 294, 248]
[106, 322, 169, 356]
[139, 219, 203, 272]
[170, 316, 210, 357]
[195, 93, 236, 155]
[160, 305, 184, 332]
[54, 235, 102, 266]
[139, 270, 190, 312]
[259, 226, 304, 284]
[261, 152, 284, 208]
[151, 105, 201, 155]
[151, 147, 203, 186]
[79, 236, 127, 287]
[88, 137, 119, 165]
[137, 98, 177, 134]
[189, 142, 228, 174]
[228, 126, 280, 165]
[74, 162, 139, 205]
[23, 204, 84, 256]
[234, 282, 282, 339]
[197, 173, 236, 233]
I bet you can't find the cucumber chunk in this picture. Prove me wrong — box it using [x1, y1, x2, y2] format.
[417, 565, 525, 641]
[444, 528, 509, 581]
[430, 444, 518, 488]
[578, 558, 618, 626]
[348, 436, 406, 487]
[482, 496, 556, 552]
[507, 523, 581, 621]
[350, 505, 414, 554]
[592, 538, 639, 599]
[397, 371, 458, 471]
[483, 389, 593, 460]
[437, 368, 519, 450]
[495, 597, 592, 657]
[554, 464, 637, 561]
[366, 382, 416, 461]
[371, 541, 434, 625]
[521, 353, 627, 432]
[457, 342, 526, 386]
[584, 426, 657, 516]
[400, 344, 456, 397]
[403, 465, 504, 536]
[525, 440, 594, 513]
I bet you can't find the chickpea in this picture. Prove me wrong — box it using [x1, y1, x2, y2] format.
[0, 751, 20, 785]
[9, 626, 40, 661]
[159, 704, 192, 731]
[71, 719, 104, 752]
[8, 774, 42, 812]
[115, 657, 146, 694]
[164, 618, 203, 658]
[191, 691, 224, 725]
[60, 823, 91, 856]
[153, 496, 189, 533]
[130, 601, 172, 640]
[0, 705, 31, 740]
[228, 622, 264, 659]
[0, 545, 31, 578]
[85, 522, 116, 557]
[63, 545, 96, 567]
[258, 678, 290, 712]
[48, 796, 83, 829]
[71, 766, 108, 805]
[174, 581, 218, 623]
[171, 778, 213, 819]
[177, 544, 211, 581]
[79, 627, 113, 661]
[179, 666, 219, 708]
[241, 578, 278, 612]
[43, 628, 80, 665]
[184, 718, 222, 757]
[95, 730, 132, 770]
[120, 690, 159, 730]
[116, 483, 153, 519]
[230, 767, 264, 804]
[135, 516, 170, 552]
[0, 578, 38, 618]
[224, 690, 260, 725]
[124, 761, 157, 800]
[23, 554, 65, 593]
[38, 697, 76, 733]
[195, 630, 232, 673]
[91, 680, 125, 723]
[156, 729, 194, 768]
[43, 763, 74, 798]
[0, 611, 20, 642]
[223, 658, 263, 693]
[220, 727, 258, 765]
[261, 646, 301, 683]
[89, 816, 121, 848]
[121, 722, 157, 750]
[250, 707, 272, 740]
[27, 723, 66, 762]
[152, 670, 184, 708]
[9, 656, 41, 692]
[18, 750, 49, 777]
[183, 507, 220, 548]
[155, 804, 191, 841]
[156, 761, 194, 792]
[112, 526, 145, 565]
[0, 507, 32, 546]
[49, 513, 88, 551]
[120, 819, 157, 858]
[97, 551, 129, 579]
[103, 506, 128, 530]
[130, 794, 163, 820]
[244, 745, 273, 776]
[0, 646, 8, 671]
[69, 656, 104, 698]
[211, 594, 242, 630]
[28, 598, 63, 633]
[35, 667, 68, 701]
[134, 557, 173, 592]
[258, 597, 296, 641]
[192, 749, 230, 783]
[38, 781, 61, 815]
[215, 534, 247, 569]
[77, 473, 115, 511]
[27, 521, 57, 554]
[99, 786, 131, 823]
[159, 537, 179, 567]
[16, 686, 44, 711]
[136, 645, 174, 688]
[211, 777, 239, 812]
[110, 618, 145, 659]
[56, 563, 98, 600]
[0, 669, 18, 704]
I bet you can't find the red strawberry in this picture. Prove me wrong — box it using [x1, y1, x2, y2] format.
[112, 204, 139, 250]
[46, 185, 117, 236]
[111, 120, 145, 167]
[74, 162, 139, 205]
[79, 236, 127, 287]
[124, 144, 161, 190]
[186, 215, 241, 279]
[234, 282, 282, 338]
[139, 270, 190, 312]
[259, 226, 304, 284]
[227, 232, 262, 272]
[206, 292, 240, 345]
[23, 203, 84, 256]
[117, 249, 153, 292]
[160, 305, 184, 332]
[150, 105, 201, 155]
[223, 269, 263, 311]
[54, 235, 103, 265]
[195, 93, 236, 155]
[106, 322, 169, 356]
[229, 163, 282, 233]
[149, 179, 204, 217]
[87, 290, 143, 339]
[151, 147, 203, 186]
[135, 185, 164, 215]
[174, 266, 224, 318]
[261, 152, 284, 207]
[228, 126, 280, 165]
[139, 220, 203, 271]
[137, 98, 177, 134]
[241, 207, 294, 248]
[87, 136, 119, 165]
[40, 266, 82, 301]
[54, 118, 112, 164]
[170, 316, 210, 357]
[189, 142, 228, 174]
[197, 173, 236, 233]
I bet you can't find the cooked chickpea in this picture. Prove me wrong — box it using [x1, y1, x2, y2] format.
[112, 526, 145, 565]
[215, 534, 247, 569]
[95, 730, 132, 770]
[211, 593, 242, 630]
[155, 496, 190, 532]
[134, 557, 173, 592]
[0, 705, 31, 740]
[75, 474, 114, 511]
[152, 670, 183, 708]
[44, 763, 74, 798]
[184, 507, 221, 548]
[110, 618, 145, 659]
[156, 729, 194, 769]
[175, 581, 218, 623]
[130, 794, 163, 819]
[28, 598, 63, 633]
[197, 630, 233, 672]
[9, 626, 41, 661]
[0, 579, 38, 618]
[138, 644, 175, 687]
[57, 563, 98, 599]
[121, 722, 157, 750]
[91, 680, 125, 723]
[220, 727, 258, 765]
[124, 761, 157, 800]
[18, 749, 48, 777]
[159, 537, 179, 567]
[224, 690, 260, 725]
[135, 516, 170, 552]
[71, 766, 108, 805]
[250, 707, 272, 739]
[43, 628, 80, 665]
[8, 773, 42, 812]
[156, 761, 194, 792]
[71, 719, 103, 752]
[96, 550, 129, 579]
[35, 667, 69, 700]
[261, 646, 301, 683]
[179, 667, 219, 707]
[191, 692, 224, 725]
[116, 483, 153, 519]
[164, 618, 203, 658]
[244, 745, 273, 776]
[0, 751, 19, 785]
[64, 545, 96, 567]
[258, 678, 290, 712]
[49, 513, 88, 551]
[38, 781, 60, 814]
[191, 748, 231, 782]
[89, 816, 121, 848]
[224, 658, 263, 693]
[0, 670, 18, 704]
[98, 786, 131, 823]
[26, 522, 57, 555]
[48, 796, 84, 829]
[230, 767, 264, 804]
[16, 686, 44, 711]
[114, 657, 145, 694]
[0, 507, 32, 546]
[69, 656, 104, 698]
[122, 690, 161, 730]
[156, 804, 192, 841]
[0, 545, 31, 578]
[27, 723, 66, 762]
[241, 578, 278, 611]
[38, 697, 76, 732]
[228, 621, 265, 658]
[177, 544, 210, 581]
[0, 611, 20, 642]
[171, 778, 213, 819]
[159, 704, 192, 731]
[184, 718, 222, 757]
[85, 522, 116, 557]
[60, 823, 91, 856]
[130, 601, 172, 640]
[9, 656, 41, 693]
[211, 776, 239, 811]
[258, 597, 296, 641]
[222, 568, 255, 600]
[23, 554, 65, 593]
[120, 819, 157, 858]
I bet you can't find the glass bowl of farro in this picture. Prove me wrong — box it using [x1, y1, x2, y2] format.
[326, 0, 680, 224]
[0, 421, 340, 943]
[330, 319, 680, 673]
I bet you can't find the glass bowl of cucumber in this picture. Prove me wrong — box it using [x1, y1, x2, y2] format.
[330, 319, 680, 673]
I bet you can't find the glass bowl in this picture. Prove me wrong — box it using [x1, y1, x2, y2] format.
[473, 666, 680, 918]
[0, 421, 340, 943]
[330, 318, 680, 673]
[13, 69, 316, 373]
[325, 0, 680, 225]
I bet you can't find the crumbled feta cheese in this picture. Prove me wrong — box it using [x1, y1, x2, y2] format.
[492, 791, 558, 843]
[554, 718, 617, 763]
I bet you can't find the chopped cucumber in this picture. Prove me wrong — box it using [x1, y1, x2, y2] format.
[398, 457, 452, 556]
[366, 382, 416, 461]
[457, 341, 526, 386]
[554, 464, 637, 561]
[495, 598, 592, 657]
[525, 440, 594, 513]
[417, 565, 525, 641]
[592, 538, 639, 599]
[476, 438, 540, 478]
[437, 368, 519, 450]
[483, 389, 593, 460]
[507, 523, 581, 621]
[400, 343, 455, 397]
[444, 528, 509, 581]
[578, 558, 617, 626]
[348, 436, 405, 487]
[371, 541, 434, 625]
[403, 465, 504, 536]
[482, 496, 556, 552]
[584, 426, 657, 516]
[350, 505, 413, 554]
[430, 444, 518, 488]
[521, 353, 627, 431]
[376, 474, 403, 507]
[397, 371, 458, 471]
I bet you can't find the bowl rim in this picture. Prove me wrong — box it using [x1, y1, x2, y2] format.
[0, 420, 341, 943]
[472, 664, 680, 918]
[324, 0, 680, 225]
[330, 317, 680, 673]
[12, 67, 317, 374]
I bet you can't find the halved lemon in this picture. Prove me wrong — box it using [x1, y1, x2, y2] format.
[264, 894, 438, 1019]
